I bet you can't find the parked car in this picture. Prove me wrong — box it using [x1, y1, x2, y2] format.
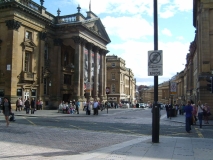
[139, 103, 146, 108]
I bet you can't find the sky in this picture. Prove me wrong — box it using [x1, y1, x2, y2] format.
[33, 0, 195, 86]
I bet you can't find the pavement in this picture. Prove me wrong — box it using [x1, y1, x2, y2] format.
[0, 109, 213, 160]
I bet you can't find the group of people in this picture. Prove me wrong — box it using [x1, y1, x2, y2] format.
[16, 98, 43, 112]
[58, 100, 80, 114]
[166, 100, 211, 133]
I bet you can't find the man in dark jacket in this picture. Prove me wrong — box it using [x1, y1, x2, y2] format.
[30, 98, 35, 114]
[24, 98, 30, 114]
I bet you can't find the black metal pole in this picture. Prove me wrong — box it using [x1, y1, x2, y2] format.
[152, 0, 159, 143]
[107, 93, 108, 114]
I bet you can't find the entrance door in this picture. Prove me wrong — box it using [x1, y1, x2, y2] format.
[24, 92, 30, 100]
[63, 94, 71, 103]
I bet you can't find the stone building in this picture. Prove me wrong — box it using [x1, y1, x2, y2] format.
[106, 55, 136, 104]
[0, 0, 110, 108]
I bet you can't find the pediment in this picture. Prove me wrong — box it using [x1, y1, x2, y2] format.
[83, 18, 111, 44]
[22, 40, 37, 48]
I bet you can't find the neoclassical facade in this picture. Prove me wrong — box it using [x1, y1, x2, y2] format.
[0, 0, 110, 108]
[106, 55, 136, 104]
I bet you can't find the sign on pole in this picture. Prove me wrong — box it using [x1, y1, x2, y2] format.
[170, 81, 177, 95]
[148, 50, 163, 76]
[85, 82, 91, 93]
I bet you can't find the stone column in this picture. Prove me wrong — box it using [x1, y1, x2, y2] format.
[72, 36, 82, 100]
[93, 46, 100, 100]
[53, 38, 63, 102]
[99, 50, 104, 101]
[5, 20, 21, 103]
[103, 50, 108, 99]
[80, 39, 87, 100]
[86, 43, 93, 100]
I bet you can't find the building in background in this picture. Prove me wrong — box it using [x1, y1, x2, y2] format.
[106, 55, 136, 104]
[0, 0, 110, 108]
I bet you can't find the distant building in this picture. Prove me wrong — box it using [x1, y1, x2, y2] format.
[0, 1, 110, 108]
[106, 55, 136, 104]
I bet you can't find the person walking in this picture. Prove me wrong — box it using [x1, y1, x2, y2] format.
[16, 98, 20, 111]
[40, 100, 43, 110]
[93, 99, 99, 115]
[192, 104, 197, 125]
[165, 104, 169, 118]
[203, 103, 211, 124]
[30, 98, 35, 114]
[24, 98, 30, 114]
[19, 98, 23, 111]
[196, 100, 204, 128]
[184, 100, 193, 133]
[75, 100, 80, 114]
[2, 97, 11, 127]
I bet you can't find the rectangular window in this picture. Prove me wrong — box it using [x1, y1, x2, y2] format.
[25, 52, 31, 72]
[44, 78, 47, 94]
[112, 84, 115, 93]
[64, 74, 72, 85]
[111, 73, 115, 80]
[0, 89, 4, 97]
[17, 89, 22, 96]
[25, 31, 32, 40]
[31, 89, 36, 97]
[111, 63, 115, 67]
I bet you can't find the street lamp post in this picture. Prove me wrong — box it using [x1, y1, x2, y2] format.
[152, 0, 160, 143]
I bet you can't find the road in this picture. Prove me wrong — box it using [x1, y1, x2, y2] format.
[2, 108, 212, 138]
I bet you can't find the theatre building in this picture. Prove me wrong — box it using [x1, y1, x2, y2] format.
[0, 0, 110, 108]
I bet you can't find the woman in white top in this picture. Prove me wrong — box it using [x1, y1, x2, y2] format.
[196, 100, 204, 128]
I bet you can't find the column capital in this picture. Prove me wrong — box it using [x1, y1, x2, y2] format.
[99, 49, 109, 55]
[72, 36, 81, 44]
[53, 38, 63, 46]
[81, 39, 87, 47]
[93, 46, 100, 53]
[86, 42, 94, 50]
[5, 20, 21, 31]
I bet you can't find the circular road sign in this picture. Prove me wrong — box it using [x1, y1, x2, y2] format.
[149, 51, 161, 64]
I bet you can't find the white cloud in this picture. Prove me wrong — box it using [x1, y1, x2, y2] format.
[102, 15, 153, 40]
[176, 36, 184, 40]
[108, 40, 189, 85]
[161, 28, 172, 36]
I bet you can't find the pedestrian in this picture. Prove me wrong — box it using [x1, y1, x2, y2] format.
[58, 101, 63, 113]
[30, 98, 35, 114]
[184, 100, 193, 133]
[196, 100, 204, 128]
[192, 104, 197, 125]
[16, 98, 20, 111]
[24, 98, 30, 114]
[93, 99, 99, 115]
[165, 104, 169, 118]
[203, 103, 211, 124]
[75, 100, 80, 114]
[83, 100, 86, 111]
[36, 100, 40, 110]
[168, 104, 172, 119]
[40, 100, 43, 110]
[86, 100, 91, 115]
[2, 97, 11, 127]
[19, 98, 23, 111]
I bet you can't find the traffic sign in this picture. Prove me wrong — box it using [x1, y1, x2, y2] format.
[170, 81, 177, 95]
[148, 50, 163, 76]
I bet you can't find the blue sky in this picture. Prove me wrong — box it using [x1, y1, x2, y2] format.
[33, 0, 195, 86]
